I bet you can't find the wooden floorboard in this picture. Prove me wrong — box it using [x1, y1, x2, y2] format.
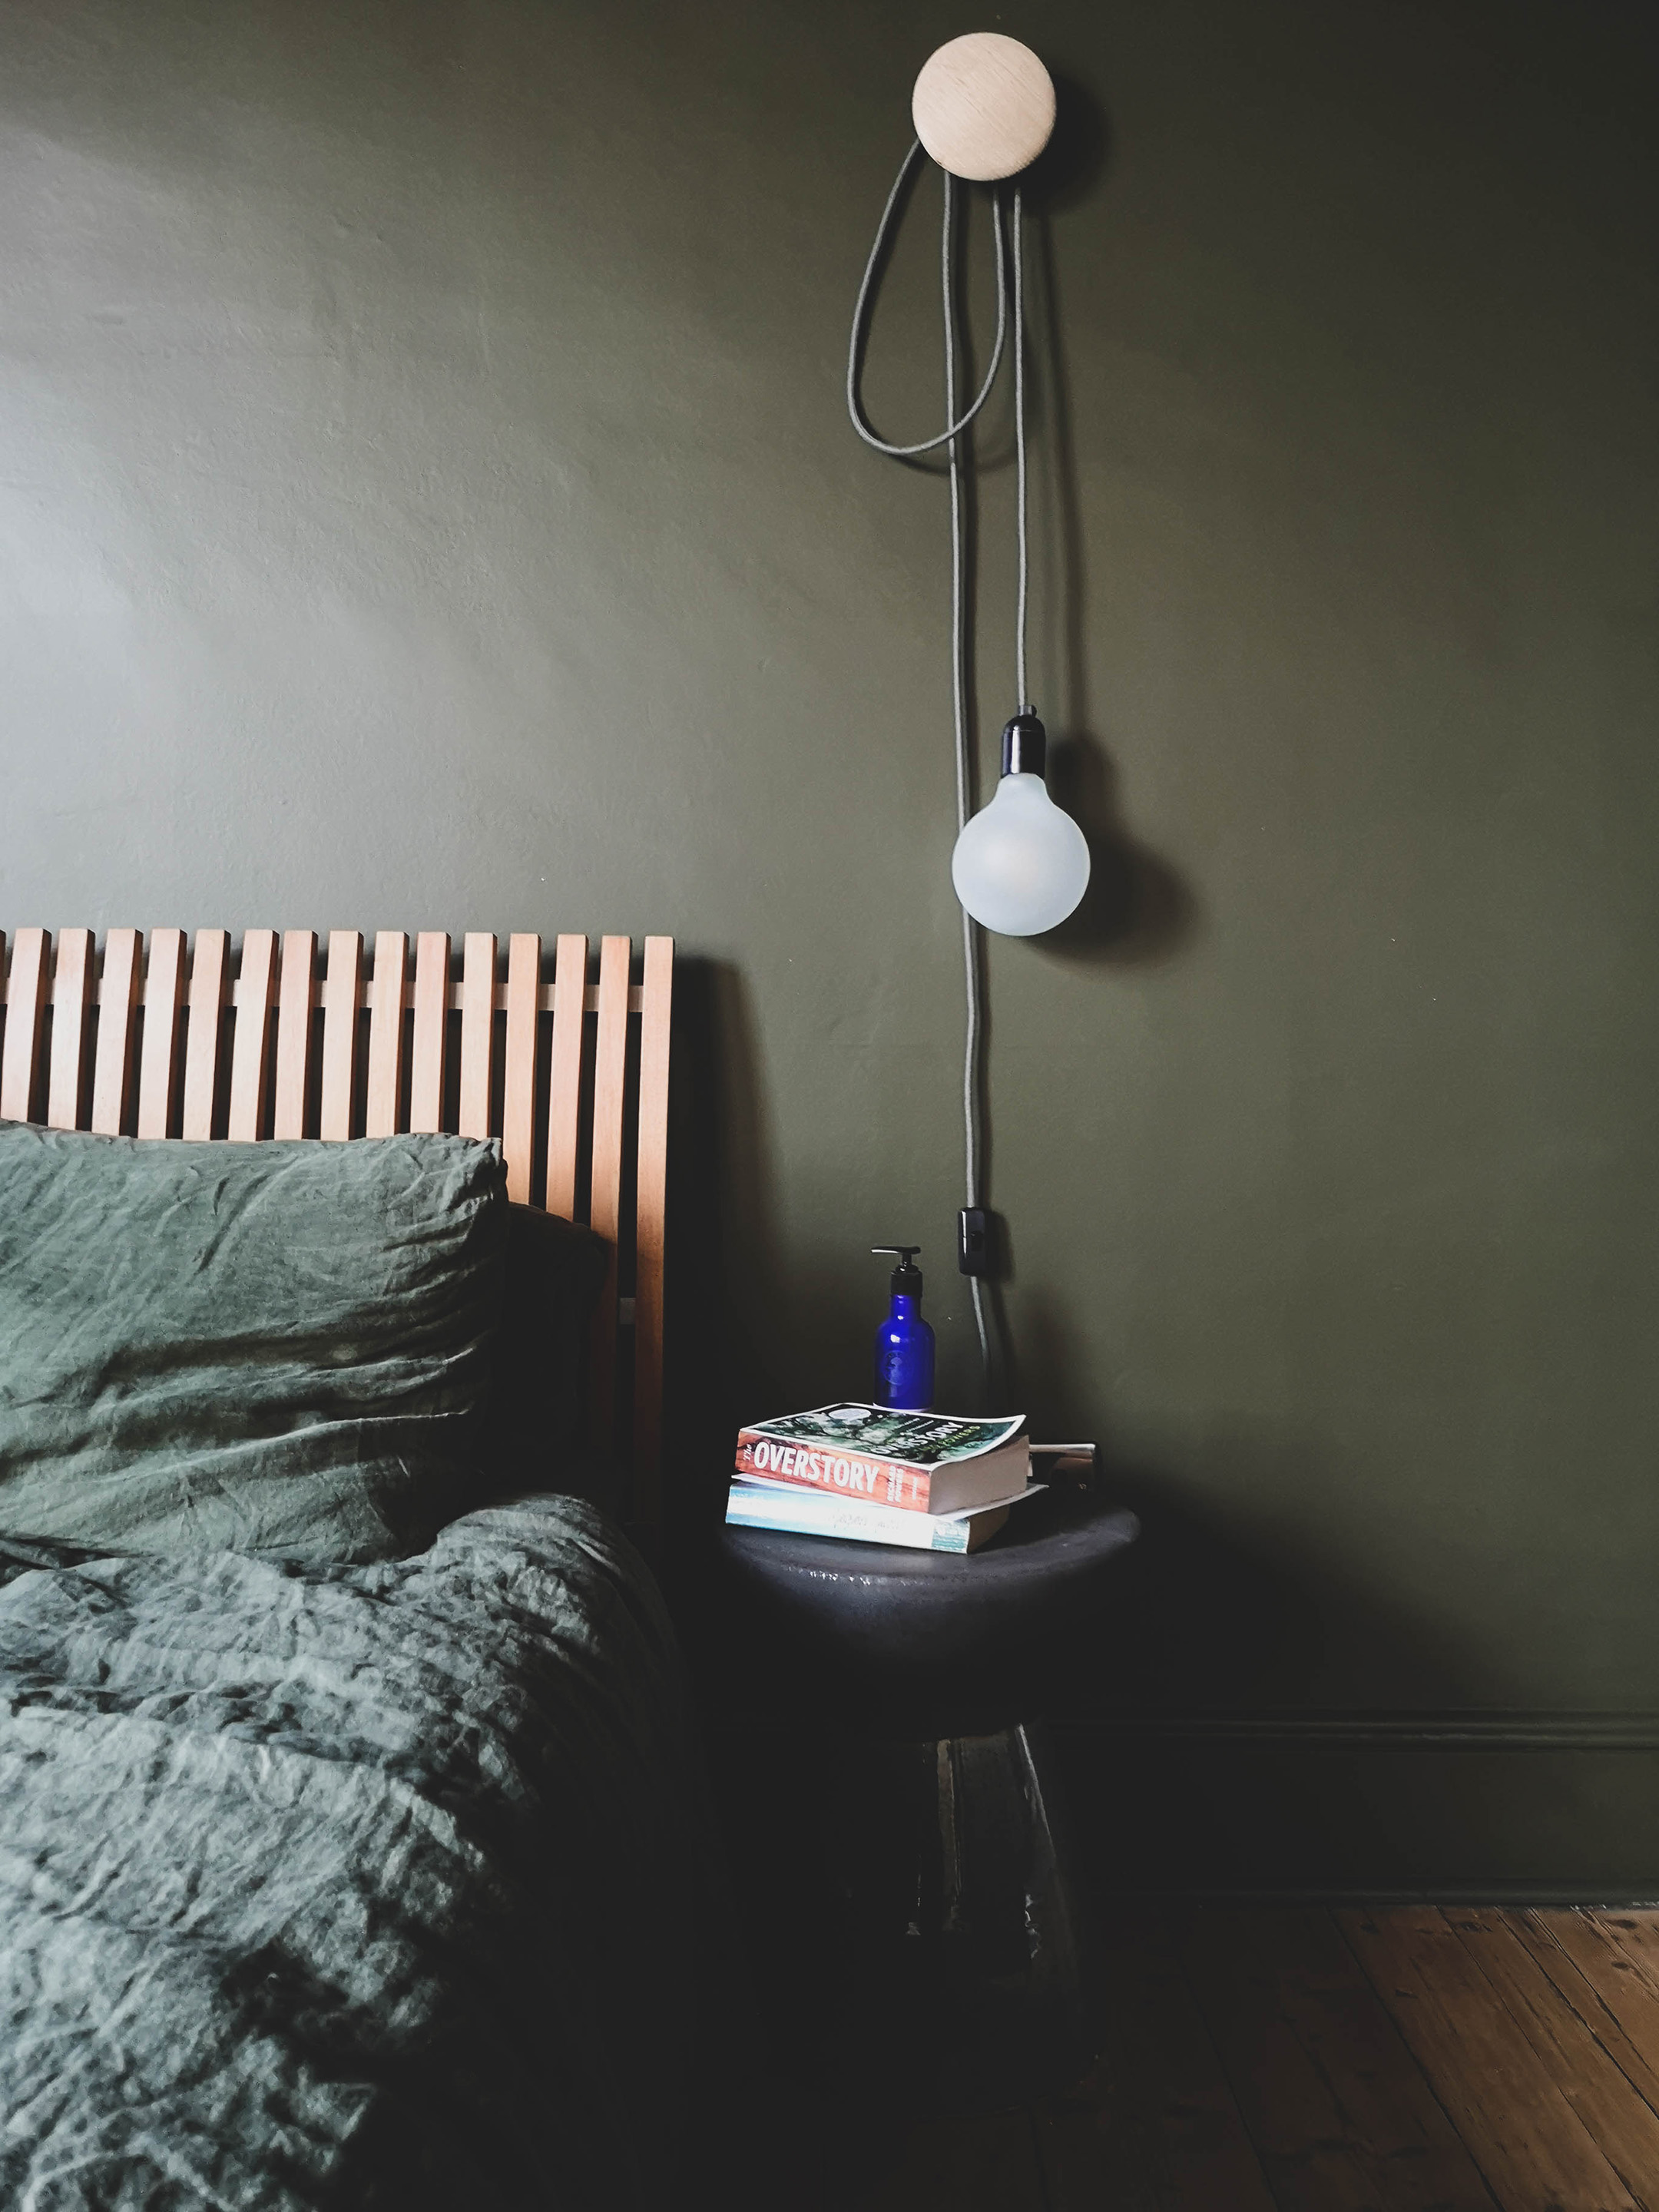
[1594, 1918, 1659, 2006]
[863, 1909, 1659, 2211]
[1508, 1912, 1659, 2117]
[1177, 1905, 1497, 2211]
[1442, 1910, 1659, 2208]
[1337, 1909, 1639, 2211]
[1541, 1911, 1659, 2091]
[1033, 1906, 1278, 2211]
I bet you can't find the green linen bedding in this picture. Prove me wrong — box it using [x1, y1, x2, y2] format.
[0, 1496, 727, 2208]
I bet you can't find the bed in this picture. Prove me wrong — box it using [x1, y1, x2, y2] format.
[0, 926, 727, 2209]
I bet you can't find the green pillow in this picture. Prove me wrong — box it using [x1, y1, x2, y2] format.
[0, 1123, 507, 1562]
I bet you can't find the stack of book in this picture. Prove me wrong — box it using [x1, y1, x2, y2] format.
[726, 1403, 1039, 1554]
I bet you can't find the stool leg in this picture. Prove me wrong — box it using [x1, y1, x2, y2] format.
[928, 1723, 1090, 2109]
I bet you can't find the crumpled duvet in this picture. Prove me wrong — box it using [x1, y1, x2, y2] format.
[0, 1498, 726, 2210]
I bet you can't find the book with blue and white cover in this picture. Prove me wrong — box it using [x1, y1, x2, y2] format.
[724, 1474, 1041, 1553]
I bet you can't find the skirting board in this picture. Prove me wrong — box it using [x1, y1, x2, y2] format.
[1047, 1710, 1659, 1905]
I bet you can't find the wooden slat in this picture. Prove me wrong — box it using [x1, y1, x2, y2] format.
[1178, 1906, 1495, 2212]
[1035, 1908, 1278, 2212]
[1444, 1909, 1659, 2207]
[136, 928, 186, 1137]
[227, 929, 278, 1141]
[365, 930, 408, 1138]
[632, 935, 673, 1536]
[1, 928, 50, 1124]
[273, 930, 316, 1139]
[502, 933, 541, 1202]
[1339, 1907, 1639, 2210]
[319, 929, 363, 1141]
[545, 933, 588, 1220]
[180, 929, 230, 1141]
[588, 935, 631, 1457]
[91, 928, 141, 1134]
[459, 932, 496, 1140]
[409, 932, 449, 1134]
[46, 926, 94, 1129]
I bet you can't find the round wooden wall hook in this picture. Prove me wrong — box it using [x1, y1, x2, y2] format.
[912, 32, 1056, 182]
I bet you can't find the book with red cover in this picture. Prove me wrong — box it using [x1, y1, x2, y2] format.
[733, 1403, 1028, 1515]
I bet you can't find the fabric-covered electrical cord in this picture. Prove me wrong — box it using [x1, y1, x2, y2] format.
[847, 140, 1008, 459]
[849, 144, 1031, 1405]
[1013, 188, 1029, 713]
[939, 173, 992, 1395]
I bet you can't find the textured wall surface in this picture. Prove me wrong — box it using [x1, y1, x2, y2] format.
[3, 0, 1657, 1856]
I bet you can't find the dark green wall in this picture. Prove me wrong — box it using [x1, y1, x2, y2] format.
[4, 0, 1657, 1886]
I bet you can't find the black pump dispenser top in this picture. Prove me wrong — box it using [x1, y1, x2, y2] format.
[871, 1245, 922, 1299]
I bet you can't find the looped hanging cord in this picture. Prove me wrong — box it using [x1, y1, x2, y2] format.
[848, 140, 1008, 459]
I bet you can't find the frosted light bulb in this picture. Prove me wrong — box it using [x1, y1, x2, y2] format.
[951, 713, 1091, 937]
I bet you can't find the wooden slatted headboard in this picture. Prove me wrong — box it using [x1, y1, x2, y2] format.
[0, 928, 673, 1539]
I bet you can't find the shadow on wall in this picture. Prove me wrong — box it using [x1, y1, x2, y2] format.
[660, 956, 765, 1541]
[1022, 75, 1200, 967]
[1009, 1289, 1512, 1719]
[664, 956, 869, 1535]
[962, 69, 1199, 1374]
[1026, 68, 1114, 214]
[1045, 730, 1198, 963]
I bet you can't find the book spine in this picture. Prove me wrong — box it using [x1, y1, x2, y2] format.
[725, 1490, 970, 1551]
[733, 1435, 935, 1511]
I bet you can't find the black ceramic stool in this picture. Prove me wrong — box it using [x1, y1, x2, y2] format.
[717, 1486, 1139, 2108]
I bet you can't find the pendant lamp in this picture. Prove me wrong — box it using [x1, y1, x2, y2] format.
[848, 33, 1090, 942]
[951, 711, 1091, 938]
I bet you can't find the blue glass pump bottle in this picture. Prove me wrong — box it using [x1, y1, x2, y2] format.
[871, 1245, 935, 1411]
